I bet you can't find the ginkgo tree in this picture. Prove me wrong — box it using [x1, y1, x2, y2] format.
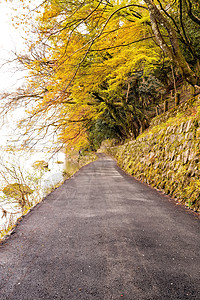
[15, 0, 164, 147]
[2, 0, 200, 149]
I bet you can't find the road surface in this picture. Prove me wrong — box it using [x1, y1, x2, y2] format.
[0, 154, 200, 299]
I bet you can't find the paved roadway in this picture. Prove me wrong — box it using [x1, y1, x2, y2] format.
[0, 154, 200, 300]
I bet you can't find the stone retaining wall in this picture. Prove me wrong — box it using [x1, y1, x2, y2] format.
[105, 118, 200, 212]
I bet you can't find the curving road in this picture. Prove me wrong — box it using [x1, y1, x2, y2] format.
[0, 154, 200, 300]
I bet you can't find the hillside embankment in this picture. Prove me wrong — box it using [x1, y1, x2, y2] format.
[101, 96, 200, 212]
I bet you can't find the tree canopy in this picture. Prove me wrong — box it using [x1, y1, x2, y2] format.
[2, 0, 200, 149]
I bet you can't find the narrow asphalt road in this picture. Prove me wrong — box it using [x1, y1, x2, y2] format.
[0, 154, 200, 300]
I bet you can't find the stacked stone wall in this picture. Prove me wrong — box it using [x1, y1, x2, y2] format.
[106, 118, 200, 212]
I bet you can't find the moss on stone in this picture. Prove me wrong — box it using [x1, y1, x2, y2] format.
[103, 96, 200, 212]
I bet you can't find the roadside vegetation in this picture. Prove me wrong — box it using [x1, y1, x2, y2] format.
[0, 150, 97, 241]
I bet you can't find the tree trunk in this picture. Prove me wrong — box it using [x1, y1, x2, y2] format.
[175, 93, 180, 107]
[164, 100, 168, 112]
[144, 0, 199, 87]
[156, 105, 160, 116]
